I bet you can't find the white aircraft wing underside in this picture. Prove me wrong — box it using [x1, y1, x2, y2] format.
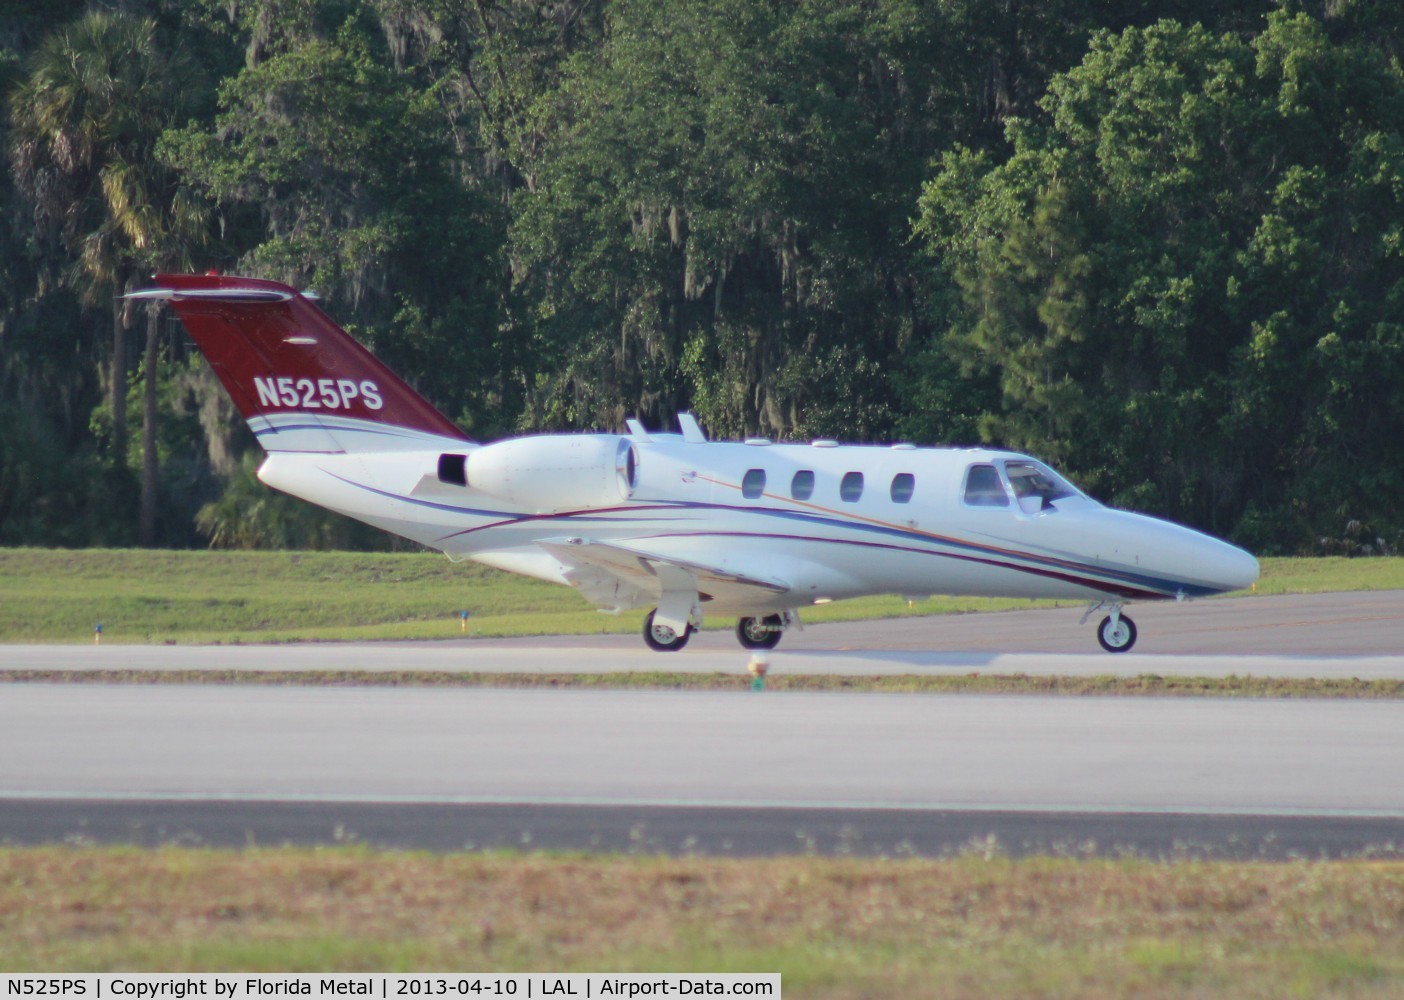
[537, 537, 790, 613]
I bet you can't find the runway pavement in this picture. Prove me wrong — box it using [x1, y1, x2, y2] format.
[6, 590, 1404, 678]
[3, 683, 1404, 856]
[3, 590, 1403, 856]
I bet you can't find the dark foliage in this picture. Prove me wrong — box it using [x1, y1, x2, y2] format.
[1, 1, 1397, 551]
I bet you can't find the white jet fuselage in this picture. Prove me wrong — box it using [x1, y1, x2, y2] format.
[256, 426, 1259, 620]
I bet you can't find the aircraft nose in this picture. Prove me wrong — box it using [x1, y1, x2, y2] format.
[1196, 537, 1260, 594]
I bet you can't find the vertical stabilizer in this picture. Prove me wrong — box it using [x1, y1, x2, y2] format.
[134, 273, 470, 453]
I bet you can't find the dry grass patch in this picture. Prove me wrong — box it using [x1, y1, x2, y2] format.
[3, 669, 1403, 699]
[3, 848, 1404, 997]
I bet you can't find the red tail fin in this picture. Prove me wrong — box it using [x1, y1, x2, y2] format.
[137, 273, 469, 452]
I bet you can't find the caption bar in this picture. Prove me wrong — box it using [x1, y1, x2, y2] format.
[0, 977, 779, 1000]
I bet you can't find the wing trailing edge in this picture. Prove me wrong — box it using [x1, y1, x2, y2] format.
[537, 537, 790, 613]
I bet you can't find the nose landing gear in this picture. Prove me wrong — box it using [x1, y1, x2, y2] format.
[1084, 601, 1138, 653]
[1097, 613, 1137, 652]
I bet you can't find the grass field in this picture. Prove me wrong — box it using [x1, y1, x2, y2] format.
[2, 548, 1401, 644]
[3, 848, 1403, 997]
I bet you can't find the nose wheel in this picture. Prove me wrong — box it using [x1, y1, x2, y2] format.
[1097, 613, 1137, 653]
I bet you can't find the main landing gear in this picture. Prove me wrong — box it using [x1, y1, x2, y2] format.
[643, 607, 795, 652]
[736, 614, 785, 650]
[643, 609, 693, 652]
[1084, 601, 1138, 653]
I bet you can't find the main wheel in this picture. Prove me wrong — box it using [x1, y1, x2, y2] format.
[643, 609, 691, 652]
[736, 614, 784, 650]
[1097, 614, 1137, 653]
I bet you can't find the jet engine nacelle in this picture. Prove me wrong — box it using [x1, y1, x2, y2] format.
[465, 434, 638, 513]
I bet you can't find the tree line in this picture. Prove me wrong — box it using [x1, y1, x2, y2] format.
[0, 0, 1399, 554]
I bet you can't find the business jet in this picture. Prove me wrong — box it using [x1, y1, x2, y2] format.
[132, 273, 1260, 653]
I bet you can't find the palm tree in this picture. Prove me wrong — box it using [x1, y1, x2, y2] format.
[9, 11, 205, 545]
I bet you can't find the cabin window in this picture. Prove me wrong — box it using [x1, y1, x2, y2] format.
[742, 468, 766, 499]
[963, 464, 1009, 507]
[890, 473, 915, 504]
[840, 471, 864, 502]
[438, 453, 467, 487]
[791, 470, 815, 501]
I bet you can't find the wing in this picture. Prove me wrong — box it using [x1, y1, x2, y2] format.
[537, 537, 790, 613]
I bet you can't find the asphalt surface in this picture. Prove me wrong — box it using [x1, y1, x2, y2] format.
[7, 590, 1404, 677]
[3, 683, 1404, 857]
[3, 590, 1403, 857]
[4, 799, 1399, 860]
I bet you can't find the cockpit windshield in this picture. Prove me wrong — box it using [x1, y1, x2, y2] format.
[1002, 460, 1082, 511]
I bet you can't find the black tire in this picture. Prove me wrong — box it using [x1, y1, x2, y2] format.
[1097, 614, 1137, 653]
[736, 614, 784, 650]
[643, 609, 690, 652]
